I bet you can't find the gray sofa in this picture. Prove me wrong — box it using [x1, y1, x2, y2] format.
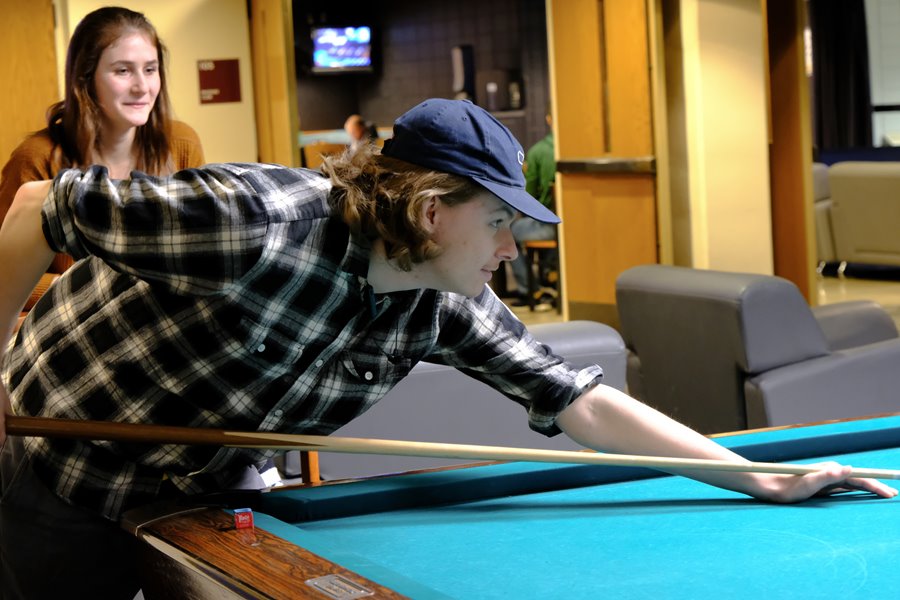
[292, 320, 627, 480]
[812, 161, 836, 266]
[616, 264, 900, 434]
[830, 161, 900, 267]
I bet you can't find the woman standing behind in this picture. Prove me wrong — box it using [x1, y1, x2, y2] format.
[0, 6, 204, 308]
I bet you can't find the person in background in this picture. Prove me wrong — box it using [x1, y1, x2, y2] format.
[509, 109, 557, 307]
[1, 99, 894, 599]
[0, 5, 205, 320]
[344, 113, 380, 151]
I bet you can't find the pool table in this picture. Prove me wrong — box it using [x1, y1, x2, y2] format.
[125, 414, 900, 599]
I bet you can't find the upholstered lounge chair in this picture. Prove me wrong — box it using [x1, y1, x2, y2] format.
[812, 161, 836, 268]
[830, 161, 900, 268]
[616, 264, 900, 434]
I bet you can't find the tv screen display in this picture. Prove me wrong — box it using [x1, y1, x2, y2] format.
[311, 26, 373, 73]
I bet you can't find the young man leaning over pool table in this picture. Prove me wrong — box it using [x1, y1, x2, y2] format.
[0, 99, 895, 599]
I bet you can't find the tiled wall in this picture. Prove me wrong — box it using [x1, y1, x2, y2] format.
[294, 0, 551, 149]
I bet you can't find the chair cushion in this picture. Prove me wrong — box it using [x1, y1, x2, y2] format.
[615, 265, 831, 432]
[830, 161, 900, 265]
[616, 265, 830, 375]
[812, 162, 830, 202]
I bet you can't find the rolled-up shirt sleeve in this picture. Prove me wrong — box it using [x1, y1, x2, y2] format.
[428, 288, 605, 436]
[42, 164, 279, 295]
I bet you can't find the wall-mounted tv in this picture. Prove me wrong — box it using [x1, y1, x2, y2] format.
[311, 26, 373, 74]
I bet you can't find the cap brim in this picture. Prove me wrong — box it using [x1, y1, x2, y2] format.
[473, 177, 561, 224]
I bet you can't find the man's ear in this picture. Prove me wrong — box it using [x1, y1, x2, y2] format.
[420, 196, 441, 233]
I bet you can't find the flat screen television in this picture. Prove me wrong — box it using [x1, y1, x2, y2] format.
[311, 26, 373, 74]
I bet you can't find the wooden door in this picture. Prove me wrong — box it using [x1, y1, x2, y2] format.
[766, 0, 816, 300]
[546, 0, 664, 325]
[0, 0, 58, 168]
[249, 0, 301, 166]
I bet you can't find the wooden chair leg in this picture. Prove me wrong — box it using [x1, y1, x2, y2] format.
[299, 451, 320, 484]
[523, 240, 560, 312]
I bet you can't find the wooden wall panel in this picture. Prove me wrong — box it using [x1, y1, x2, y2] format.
[0, 0, 58, 168]
[249, 0, 300, 166]
[767, 0, 816, 300]
[605, 0, 654, 155]
[548, 0, 659, 324]
[558, 173, 657, 305]
[548, 0, 605, 158]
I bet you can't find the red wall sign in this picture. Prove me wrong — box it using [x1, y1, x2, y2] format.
[198, 59, 241, 104]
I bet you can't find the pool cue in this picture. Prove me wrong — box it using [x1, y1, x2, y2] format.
[6, 414, 900, 480]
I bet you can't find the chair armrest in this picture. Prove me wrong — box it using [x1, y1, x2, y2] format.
[812, 300, 898, 351]
[625, 352, 645, 401]
[745, 339, 900, 428]
[528, 320, 627, 391]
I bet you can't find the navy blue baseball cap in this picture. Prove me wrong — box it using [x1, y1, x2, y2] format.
[382, 99, 560, 224]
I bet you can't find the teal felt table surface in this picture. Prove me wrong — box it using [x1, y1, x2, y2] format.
[136, 415, 900, 599]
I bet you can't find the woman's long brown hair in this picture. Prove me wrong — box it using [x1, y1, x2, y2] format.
[46, 6, 174, 175]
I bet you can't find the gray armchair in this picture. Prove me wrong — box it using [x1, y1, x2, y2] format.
[830, 161, 900, 267]
[812, 161, 836, 266]
[616, 264, 900, 434]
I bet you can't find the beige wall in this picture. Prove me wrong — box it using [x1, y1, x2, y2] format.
[56, 0, 258, 163]
[669, 0, 773, 274]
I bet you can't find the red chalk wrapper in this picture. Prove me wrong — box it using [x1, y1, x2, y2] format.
[234, 508, 254, 530]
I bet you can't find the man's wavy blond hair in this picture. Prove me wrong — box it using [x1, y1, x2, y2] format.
[321, 144, 483, 271]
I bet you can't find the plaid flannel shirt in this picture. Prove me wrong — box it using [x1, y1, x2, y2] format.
[2, 163, 603, 519]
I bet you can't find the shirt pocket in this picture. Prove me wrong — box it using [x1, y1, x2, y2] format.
[339, 348, 416, 395]
[321, 349, 417, 425]
[220, 310, 308, 370]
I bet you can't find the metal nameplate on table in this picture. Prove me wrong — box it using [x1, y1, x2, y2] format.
[305, 574, 374, 598]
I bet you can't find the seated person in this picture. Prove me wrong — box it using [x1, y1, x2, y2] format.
[344, 113, 379, 151]
[510, 112, 557, 305]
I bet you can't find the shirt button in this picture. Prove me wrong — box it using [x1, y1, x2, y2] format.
[256, 344, 266, 353]
[315, 359, 324, 368]
[364, 371, 374, 381]
[273, 409, 283, 418]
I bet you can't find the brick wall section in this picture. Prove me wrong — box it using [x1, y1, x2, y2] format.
[294, 0, 550, 149]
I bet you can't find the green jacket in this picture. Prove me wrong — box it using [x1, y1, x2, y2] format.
[524, 134, 555, 208]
